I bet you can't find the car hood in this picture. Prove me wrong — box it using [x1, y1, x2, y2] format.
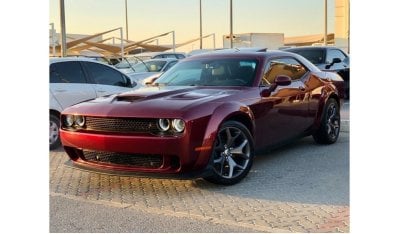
[63, 86, 247, 119]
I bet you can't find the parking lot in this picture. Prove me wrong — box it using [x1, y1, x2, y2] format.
[50, 102, 349, 232]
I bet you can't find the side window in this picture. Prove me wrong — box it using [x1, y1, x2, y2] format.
[84, 62, 127, 87]
[50, 61, 86, 83]
[326, 49, 347, 63]
[262, 57, 307, 85]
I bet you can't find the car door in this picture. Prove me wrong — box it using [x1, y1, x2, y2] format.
[50, 61, 97, 110]
[253, 57, 312, 147]
[82, 61, 134, 97]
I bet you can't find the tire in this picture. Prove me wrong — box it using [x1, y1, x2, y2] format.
[50, 113, 61, 150]
[313, 98, 340, 144]
[345, 88, 350, 99]
[204, 121, 254, 185]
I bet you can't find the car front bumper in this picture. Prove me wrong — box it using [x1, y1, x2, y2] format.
[60, 123, 214, 176]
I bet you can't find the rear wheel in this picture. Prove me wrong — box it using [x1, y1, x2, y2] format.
[204, 121, 254, 185]
[50, 113, 61, 150]
[313, 98, 340, 144]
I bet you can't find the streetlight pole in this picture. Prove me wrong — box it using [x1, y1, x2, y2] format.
[324, 0, 327, 45]
[230, 0, 233, 48]
[199, 0, 203, 49]
[59, 0, 67, 57]
[125, 0, 129, 40]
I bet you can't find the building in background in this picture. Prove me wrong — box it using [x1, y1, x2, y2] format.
[335, 0, 350, 53]
[222, 33, 284, 49]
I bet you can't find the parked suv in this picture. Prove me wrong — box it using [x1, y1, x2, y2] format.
[50, 58, 137, 149]
[283, 46, 350, 99]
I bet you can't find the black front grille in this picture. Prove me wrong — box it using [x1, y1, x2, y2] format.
[82, 150, 163, 168]
[85, 117, 158, 133]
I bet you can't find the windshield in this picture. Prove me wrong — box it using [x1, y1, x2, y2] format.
[132, 60, 167, 72]
[155, 58, 258, 87]
[289, 49, 325, 64]
[115, 57, 140, 69]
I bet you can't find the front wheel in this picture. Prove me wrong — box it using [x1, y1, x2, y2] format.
[313, 98, 340, 144]
[204, 121, 254, 185]
[50, 113, 61, 150]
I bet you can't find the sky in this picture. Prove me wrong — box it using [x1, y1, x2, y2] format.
[49, 0, 335, 52]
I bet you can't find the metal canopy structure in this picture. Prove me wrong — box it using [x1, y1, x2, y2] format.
[49, 28, 215, 57]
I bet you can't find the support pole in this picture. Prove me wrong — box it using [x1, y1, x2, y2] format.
[324, 0, 327, 45]
[125, 0, 129, 40]
[59, 0, 67, 57]
[230, 0, 233, 48]
[50, 23, 56, 57]
[120, 27, 124, 58]
[212, 33, 215, 49]
[172, 31, 176, 52]
[199, 0, 203, 49]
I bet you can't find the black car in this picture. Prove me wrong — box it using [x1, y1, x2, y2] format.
[283, 46, 350, 99]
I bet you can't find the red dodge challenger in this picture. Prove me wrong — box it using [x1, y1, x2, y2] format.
[60, 51, 344, 185]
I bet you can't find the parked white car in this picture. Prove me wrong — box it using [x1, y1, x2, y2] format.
[49, 57, 138, 149]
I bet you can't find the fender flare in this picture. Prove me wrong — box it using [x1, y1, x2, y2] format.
[313, 85, 340, 129]
[196, 102, 255, 164]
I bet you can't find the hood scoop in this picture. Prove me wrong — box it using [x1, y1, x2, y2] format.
[115, 94, 145, 102]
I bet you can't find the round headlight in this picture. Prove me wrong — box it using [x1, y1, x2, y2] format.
[172, 119, 185, 132]
[65, 115, 74, 127]
[75, 115, 85, 127]
[158, 119, 171, 131]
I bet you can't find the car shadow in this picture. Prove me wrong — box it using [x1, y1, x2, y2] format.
[191, 134, 349, 206]
[51, 134, 349, 207]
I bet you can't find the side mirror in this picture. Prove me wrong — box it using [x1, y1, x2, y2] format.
[260, 75, 292, 97]
[145, 77, 159, 85]
[326, 58, 342, 69]
[332, 58, 342, 64]
[274, 75, 292, 86]
[125, 77, 133, 87]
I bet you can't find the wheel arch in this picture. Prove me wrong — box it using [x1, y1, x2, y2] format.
[223, 112, 254, 136]
[313, 89, 341, 130]
[50, 109, 61, 118]
[200, 102, 255, 152]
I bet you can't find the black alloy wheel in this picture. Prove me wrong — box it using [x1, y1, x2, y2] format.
[313, 98, 340, 144]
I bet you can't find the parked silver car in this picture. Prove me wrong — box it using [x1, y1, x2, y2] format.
[117, 58, 179, 86]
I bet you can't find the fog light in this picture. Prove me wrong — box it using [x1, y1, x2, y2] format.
[172, 119, 185, 132]
[158, 119, 170, 131]
[75, 115, 85, 127]
[65, 115, 74, 127]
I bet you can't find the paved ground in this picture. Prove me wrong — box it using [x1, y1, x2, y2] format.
[50, 126, 349, 232]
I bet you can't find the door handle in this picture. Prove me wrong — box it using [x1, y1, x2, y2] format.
[97, 90, 106, 93]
